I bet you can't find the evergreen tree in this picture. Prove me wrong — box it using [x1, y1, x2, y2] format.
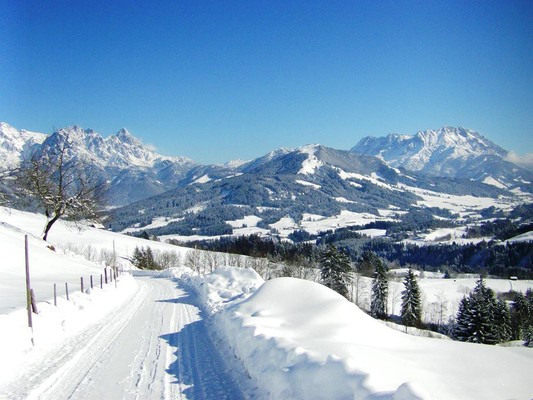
[511, 292, 532, 341]
[493, 299, 512, 343]
[454, 296, 472, 341]
[145, 246, 156, 269]
[132, 246, 145, 269]
[132, 245, 160, 270]
[468, 278, 497, 344]
[524, 326, 533, 347]
[370, 255, 388, 319]
[401, 268, 423, 327]
[454, 277, 502, 344]
[320, 244, 352, 299]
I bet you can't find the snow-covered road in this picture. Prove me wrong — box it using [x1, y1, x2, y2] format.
[0, 273, 246, 400]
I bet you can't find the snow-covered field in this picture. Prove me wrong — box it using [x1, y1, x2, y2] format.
[1, 207, 532, 399]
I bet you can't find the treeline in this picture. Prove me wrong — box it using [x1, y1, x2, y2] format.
[174, 231, 533, 279]
[340, 239, 533, 279]
[168, 234, 320, 265]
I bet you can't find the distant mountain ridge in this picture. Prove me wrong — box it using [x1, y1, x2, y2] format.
[0, 122, 199, 206]
[351, 126, 533, 192]
[106, 143, 514, 238]
[2, 122, 531, 233]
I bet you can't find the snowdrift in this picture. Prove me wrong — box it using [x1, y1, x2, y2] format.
[190, 267, 533, 400]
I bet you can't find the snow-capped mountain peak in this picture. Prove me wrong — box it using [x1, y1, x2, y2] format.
[353, 126, 507, 175]
[351, 126, 533, 192]
[1, 122, 198, 205]
[0, 122, 47, 167]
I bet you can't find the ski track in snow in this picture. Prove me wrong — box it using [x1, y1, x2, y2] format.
[0, 273, 245, 400]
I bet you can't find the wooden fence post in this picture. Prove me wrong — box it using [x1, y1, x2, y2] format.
[81, 277, 84, 293]
[30, 288, 38, 314]
[100, 274, 103, 289]
[65, 282, 69, 301]
[90, 275, 93, 289]
[54, 283, 57, 306]
[24, 235, 33, 330]
[104, 269, 108, 284]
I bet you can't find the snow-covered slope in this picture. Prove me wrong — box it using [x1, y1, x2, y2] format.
[0, 122, 46, 167]
[351, 126, 533, 192]
[0, 206, 191, 312]
[188, 267, 533, 400]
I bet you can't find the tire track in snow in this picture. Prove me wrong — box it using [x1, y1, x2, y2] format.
[0, 273, 248, 400]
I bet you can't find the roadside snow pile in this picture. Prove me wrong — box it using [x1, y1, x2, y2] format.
[191, 267, 533, 400]
[186, 266, 264, 313]
[0, 273, 138, 387]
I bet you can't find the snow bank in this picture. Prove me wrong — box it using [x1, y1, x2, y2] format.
[186, 266, 264, 314]
[191, 267, 533, 400]
[0, 273, 138, 386]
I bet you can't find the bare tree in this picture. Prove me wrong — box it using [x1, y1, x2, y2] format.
[16, 135, 105, 241]
[185, 248, 204, 275]
[0, 166, 19, 206]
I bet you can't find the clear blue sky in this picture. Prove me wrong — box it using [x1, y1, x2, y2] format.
[1, 0, 532, 164]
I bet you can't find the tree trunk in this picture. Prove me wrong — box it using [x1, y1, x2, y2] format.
[43, 213, 61, 241]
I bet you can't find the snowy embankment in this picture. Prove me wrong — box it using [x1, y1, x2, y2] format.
[0, 208, 143, 392]
[0, 206, 190, 312]
[0, 273, 139, 391]
[186, 267, 533, 400]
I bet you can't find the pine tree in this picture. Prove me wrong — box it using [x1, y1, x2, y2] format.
[132, 246, 144, 269]
[511, 292, 532, 341]
[493, 299, 512, 343]
[454, 277, 501, 344]
[370, 256, 388, 319]
[145, 246, 156, 269]
[401, 268, 423, 327]
[454, 296, 472, 341]
[320, 245, 352, 299]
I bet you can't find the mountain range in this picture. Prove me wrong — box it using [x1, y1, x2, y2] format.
[1, 122, 531, 238]
[351, 126, 532, 191]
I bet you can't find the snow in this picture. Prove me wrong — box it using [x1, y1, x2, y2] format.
[299, 210, 390, 235]
[192, 174, 211, 184]
[0, 274, 138, 392]
[0, 208, 251, 399]
[296, 179, 321, 189]
[0, 207, 190, 312]
[122, 216, 183, 234]
[227, 215, 271, 236]
[355, 228, 387, 238]
[270, 216, 298, 236]
[399, 184, 516, 215]
[2, 206, 533, 399]
[334, 196, 357, 204]
[482, 176, 507, 189]
[0, 122, 47, 167]
[227, 215, 263, 228]
[337, 168, 397, 190]
[352, 127, 508, 177]
[506, 230, 533, 243]
[188, 268, 533, 400]
[298, 145, 323, 175]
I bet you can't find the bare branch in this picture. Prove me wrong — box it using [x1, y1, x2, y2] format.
[13, 132, 107, 240]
